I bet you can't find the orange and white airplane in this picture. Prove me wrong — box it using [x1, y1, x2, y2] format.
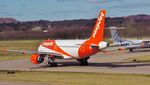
[6, 10, 108, 67]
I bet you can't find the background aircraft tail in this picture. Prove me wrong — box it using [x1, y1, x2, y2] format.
[109, 27, 124, 43]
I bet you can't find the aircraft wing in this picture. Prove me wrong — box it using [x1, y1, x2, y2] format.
[126, 45, 143, 49]
[142, 40, 150, 43]
[3, 49, 62, 56]
[105, 43, 150, 51]
[109, 43, 123, 47]
[126, 44, 150, 49]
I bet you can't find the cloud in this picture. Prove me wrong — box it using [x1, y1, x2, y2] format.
[36, 12, 45, 15]
[15, 12, 24, 17]
[114, 0, 124, 3]
[109, 3, 150, 9]
[0, 11, 24, 17]
[20, 4, 28, 8]
[52, 10, 72, 17]
[52, 10, 88, 17]
[0, 4, 7, 8]
[89, 0, 124, 4]
[57, 0, 81, 3]
[74, 10, 88, 14]
[0, 11, 13, 16]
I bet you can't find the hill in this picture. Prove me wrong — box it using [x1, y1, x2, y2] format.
[0, 18, 18, 24]
[0, 14, 150, 40]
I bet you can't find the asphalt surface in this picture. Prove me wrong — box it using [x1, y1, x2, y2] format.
[0, 49, 150, 85]
[0, 49, 150, 74]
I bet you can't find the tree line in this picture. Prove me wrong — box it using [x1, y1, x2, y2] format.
[0, 14, 150, 40]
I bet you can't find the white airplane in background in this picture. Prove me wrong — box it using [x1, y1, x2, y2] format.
[109, 27, 150, 52]
[5, 10, 110, 67]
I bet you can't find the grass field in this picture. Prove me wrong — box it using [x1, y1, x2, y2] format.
[127, 55, 150, 62]
[0, 71, 150, 85]
[0, 40, 42, 60]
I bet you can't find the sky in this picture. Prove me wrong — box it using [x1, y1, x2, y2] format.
[0, 0, 150, 21]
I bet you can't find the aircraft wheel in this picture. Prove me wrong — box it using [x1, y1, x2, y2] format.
[50, 62, 58, 67]
[47, 57, 58, 67]
[80, 60, 88, 66]
[77, 57, 90, 66]
[129, 49, 133, 52]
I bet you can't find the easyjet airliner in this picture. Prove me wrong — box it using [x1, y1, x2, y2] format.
[6, 10, 108, 67]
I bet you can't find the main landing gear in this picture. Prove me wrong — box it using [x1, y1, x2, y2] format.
[47, 55, 90, 67]
[76, 57, 90, 66]
[129, 48, 133, 52]
[47, 55, 58, 67]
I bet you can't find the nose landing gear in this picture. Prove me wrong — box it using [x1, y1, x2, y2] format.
[47, 55, 58, 67]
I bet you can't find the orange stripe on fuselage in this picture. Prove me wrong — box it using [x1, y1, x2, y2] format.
[78, 41, 100, 58]
[41, 40, 73, 58]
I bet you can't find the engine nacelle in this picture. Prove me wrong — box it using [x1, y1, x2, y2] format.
[30, 54, 44, 64]
[98, 41, 108, 49]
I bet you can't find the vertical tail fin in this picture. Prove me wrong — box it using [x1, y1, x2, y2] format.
[88, 10, 106, 45]
[78, 10, 106, 58]
[109, 28, 123, 43]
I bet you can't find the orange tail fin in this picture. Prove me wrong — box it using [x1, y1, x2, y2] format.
[89, 10, 106, 45]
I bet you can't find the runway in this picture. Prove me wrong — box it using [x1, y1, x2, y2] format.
[0, 49, 150, 74]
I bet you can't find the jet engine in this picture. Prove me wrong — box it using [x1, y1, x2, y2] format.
[30, 54, 44, 64]
[98, 41, 108, 49]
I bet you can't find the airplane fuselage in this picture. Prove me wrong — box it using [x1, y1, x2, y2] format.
[38, 39, 101, 59]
